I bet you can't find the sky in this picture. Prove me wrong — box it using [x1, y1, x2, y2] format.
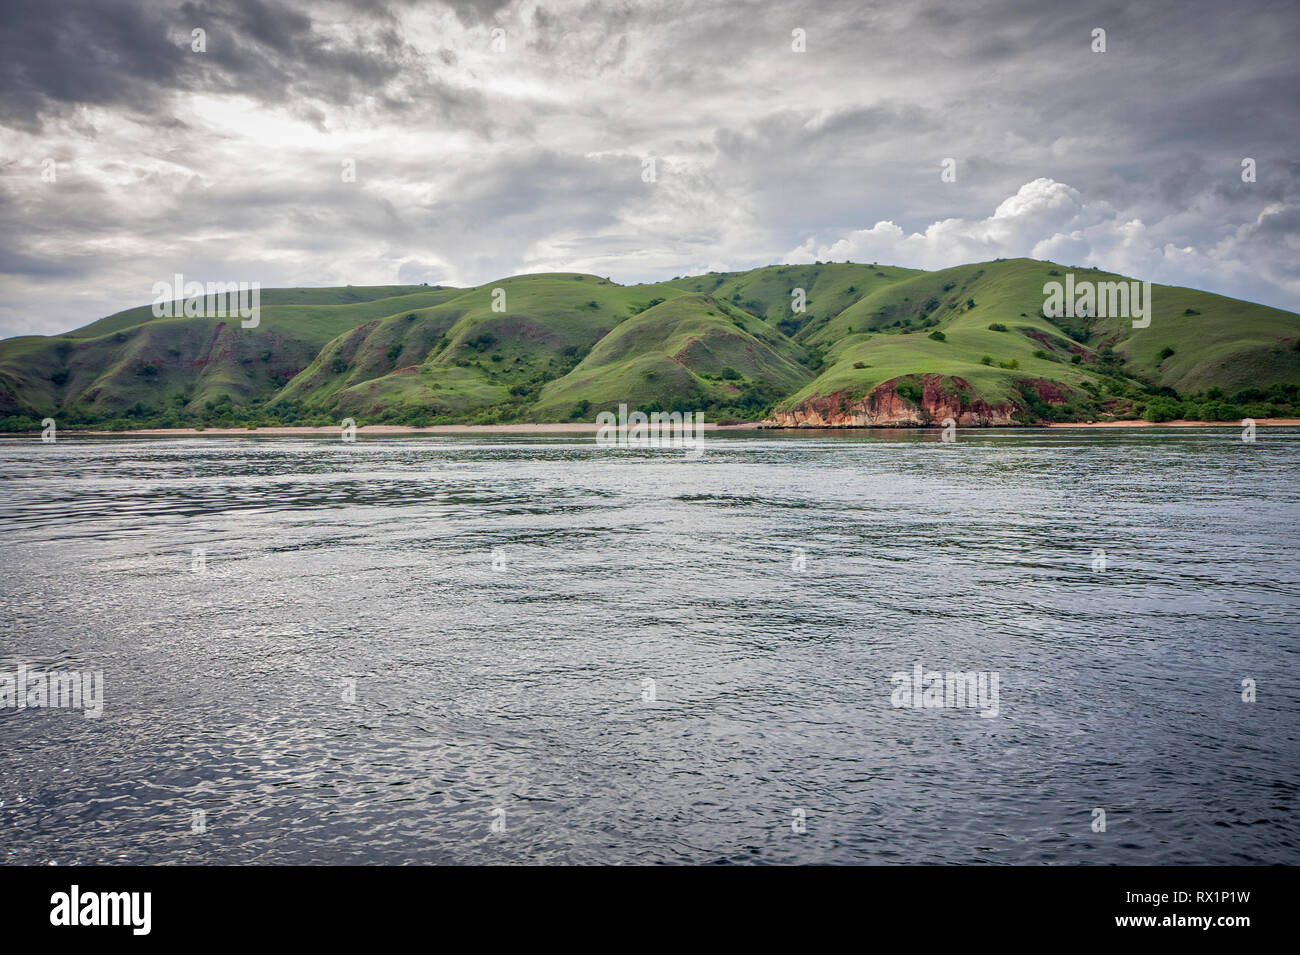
[0, 0, 1297, 338]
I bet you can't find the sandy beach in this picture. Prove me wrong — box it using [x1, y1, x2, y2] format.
[24, 417, 1298, 436]
[1042, 418, 1300, 428]
[61, 421, 761, 436]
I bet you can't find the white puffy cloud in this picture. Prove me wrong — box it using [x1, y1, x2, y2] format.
[785, 179, 1300, 311]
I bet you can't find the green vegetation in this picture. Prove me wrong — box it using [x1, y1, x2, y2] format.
[1, 259, 1296, 430]
[774, 258, 1299, 424]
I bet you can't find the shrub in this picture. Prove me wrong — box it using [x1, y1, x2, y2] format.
[1197, 400, 1235, 421]
[980, 355, 994, 366]
[720, 366, 741, 380]
[1142, 397, 1184, 422]
[853, 361, 868, 369]
[895, 380, 924, 405]
[928, 330, 946, 342]
[1159, 346, 1175, 360]
[987, 323, 1008, 332]
[998, 358, 1019, 369]
[330, 356, 347, 374]
[1071, 354, 1082, 364]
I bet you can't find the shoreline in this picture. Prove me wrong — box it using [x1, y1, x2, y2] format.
[5, 417, 1298, 436]
[1043, 418, 1300, 428]
[48, 422, 759, 436]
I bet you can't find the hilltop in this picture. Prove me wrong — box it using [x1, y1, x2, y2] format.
[1, 258, 1297, 430]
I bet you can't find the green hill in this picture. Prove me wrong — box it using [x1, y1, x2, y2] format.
[770, 259, 1299, 426]
[531, 293, 812, 419]
[1, 259, 1296, 429]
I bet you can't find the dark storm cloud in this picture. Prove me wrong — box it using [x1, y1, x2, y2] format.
[0, 0, 189, 130]
[0, 0, 434, 130]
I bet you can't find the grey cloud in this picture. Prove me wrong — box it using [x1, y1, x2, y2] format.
[0, 0, 1297, 339]
[0, 0, 450, 130]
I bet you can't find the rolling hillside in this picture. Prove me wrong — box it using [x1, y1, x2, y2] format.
[1, 259, 1296, 429]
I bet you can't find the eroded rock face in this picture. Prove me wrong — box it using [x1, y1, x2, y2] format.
[765, 374, 1054, 427]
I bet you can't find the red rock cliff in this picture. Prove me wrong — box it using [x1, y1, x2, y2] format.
[765, 374, 1050, 427]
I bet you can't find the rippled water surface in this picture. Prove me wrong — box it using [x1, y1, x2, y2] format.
[1, 429, 1297, 865]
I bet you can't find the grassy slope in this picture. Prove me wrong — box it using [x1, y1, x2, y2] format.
[2, 260, 1295, 424]
[784, 260, 1092, 409]
[1097, 284, 1300, 395]
[59, 286, 442, 340]
[780, 258, 1300, 412]
[531, 293, 812, 419]
[277, 274, 699, 419]
[0, 287, 463, 416]
[663, 262, 921, 337]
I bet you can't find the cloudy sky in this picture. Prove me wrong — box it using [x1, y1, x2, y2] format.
[1, 0, 1297, 338]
